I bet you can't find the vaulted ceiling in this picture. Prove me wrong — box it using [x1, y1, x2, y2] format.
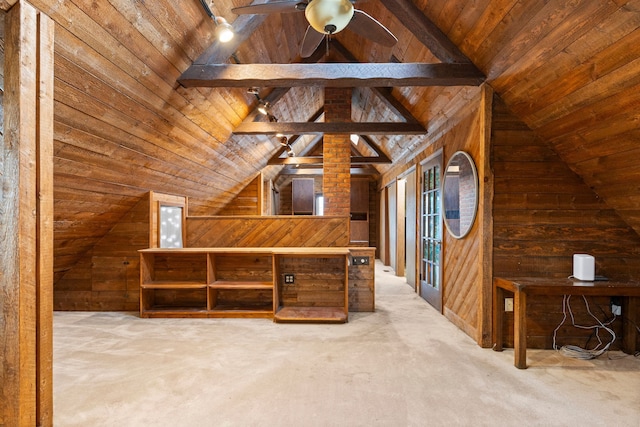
[1, 0, 639, 283]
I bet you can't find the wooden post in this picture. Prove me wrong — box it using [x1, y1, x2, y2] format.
[0, 1, 54, 425]
[478, 84, 494, 348]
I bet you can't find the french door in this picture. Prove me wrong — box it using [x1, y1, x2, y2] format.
[420, 155, 443, 311]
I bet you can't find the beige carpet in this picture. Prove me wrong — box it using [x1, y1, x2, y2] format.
[54, 261, 640, 426]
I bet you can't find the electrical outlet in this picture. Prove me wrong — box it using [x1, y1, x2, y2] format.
[504, 298, 514, 312]
[611, 296, 622, 316]
[352, 256, 369, 265]
[284, 273, 295, 284]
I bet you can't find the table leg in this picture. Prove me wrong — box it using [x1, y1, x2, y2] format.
[514, 290, 527, 369]
[493, 285, 504, 352]
[621, 296, 637, 354]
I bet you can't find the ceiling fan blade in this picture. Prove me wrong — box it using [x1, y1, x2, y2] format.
[300, 25, 325, 58]
[232, 1, 304, 15]
[347, 9, 397, 47]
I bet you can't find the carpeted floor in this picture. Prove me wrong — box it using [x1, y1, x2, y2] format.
[54, 260, 640, 426]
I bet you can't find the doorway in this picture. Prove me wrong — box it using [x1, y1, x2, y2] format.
[402, 169, 417, 291]
[419, 154, 443, 311]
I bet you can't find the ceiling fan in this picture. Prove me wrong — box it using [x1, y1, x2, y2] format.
[231, 0, 398, 57]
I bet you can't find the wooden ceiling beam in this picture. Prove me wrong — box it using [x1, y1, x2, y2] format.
[270, 156, 392, 165]
[178, 63, 485, 88]
[234, 122, 426, 135]
[380, 0, 474, 64]
[278, 167, 379, 176]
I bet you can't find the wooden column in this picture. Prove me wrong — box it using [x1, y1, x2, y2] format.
[1, 2, 54, 425]
[323, 87, 351, 217]
[478, 84, 494, 348]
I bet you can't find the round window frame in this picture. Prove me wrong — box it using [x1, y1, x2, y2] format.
[442, 151, 479, 239]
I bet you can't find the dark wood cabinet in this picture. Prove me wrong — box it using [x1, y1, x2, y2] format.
[292, 178, 315, 215]
[350, 179, 369, 244]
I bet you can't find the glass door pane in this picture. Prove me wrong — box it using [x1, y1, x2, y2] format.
[420, 155, 442, 311]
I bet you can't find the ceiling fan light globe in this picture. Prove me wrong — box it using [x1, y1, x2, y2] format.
[305, 0, 354, 35]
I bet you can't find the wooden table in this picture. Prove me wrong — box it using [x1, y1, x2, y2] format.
[493, 277, 640, 369]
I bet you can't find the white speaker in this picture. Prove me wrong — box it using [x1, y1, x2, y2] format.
[573, 254, 595, 281]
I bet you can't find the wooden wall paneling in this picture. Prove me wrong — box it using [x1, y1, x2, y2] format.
[51, 71, 240, 191]
[377, 188, 387, 264]
[491, 95, 640, 349]
[427, 89, 487, 344]
[218, 174, 263, 216]
[395, 178, 406, 277]
[348, 248, 376, 312]
[388, 182, 397, 271]
[493, 1, 626, 111]
[187, 217, 350, 248]
[487, 0, 614, 82]
[368, 180, 379, 252]
[0, 2, 53, 424]
[278, 256, 345, 308]
[55, 193, 151, 311]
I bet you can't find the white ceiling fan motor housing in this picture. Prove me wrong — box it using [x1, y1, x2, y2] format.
[305, 0, 354, 34]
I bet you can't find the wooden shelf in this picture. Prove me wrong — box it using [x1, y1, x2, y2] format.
[141, 308, 209, 318]
[139, 247, 350, 322]
[274, 307, 348, 323]
[141, 282, 206, 289]
[209, 281, 273, 290]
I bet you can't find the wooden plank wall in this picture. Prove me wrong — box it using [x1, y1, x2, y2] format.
[439, 96, 488, 344]
[278, 256, 346, 308]
[54, 193, 150, 310]
[378, 86, 491, 345]
[348, 248, 376, 312]
[187, 216, 375, 312]
[492, 96, 640, 349]
[187, 216, 350, 248]
[218, 174, 262, 216]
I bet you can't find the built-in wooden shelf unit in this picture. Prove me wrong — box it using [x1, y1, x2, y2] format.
[139, 247, 350, 322]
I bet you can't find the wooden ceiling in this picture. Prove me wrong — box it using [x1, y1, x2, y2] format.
[2, 0, 639, 283]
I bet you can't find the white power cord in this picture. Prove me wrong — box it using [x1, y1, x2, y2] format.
[552, 294, 616, 360]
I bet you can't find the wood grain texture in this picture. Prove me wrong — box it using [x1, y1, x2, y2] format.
[491, 95, 640, 349]
[1, 2, 53, 424]
[0, 0, 634, 360]
[186, 216, 350, 248]
[3, 0, 632, 311]
[179, 63, 485, 87]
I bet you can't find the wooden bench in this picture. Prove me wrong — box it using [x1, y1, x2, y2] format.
[493, 277, 640, 369]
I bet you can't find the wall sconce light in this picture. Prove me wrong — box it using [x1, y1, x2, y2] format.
[199, 0, 234, 43]
[350, 134, 359, 145]
[286, 145, 295, 157]
[279, 136, 289, 146]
